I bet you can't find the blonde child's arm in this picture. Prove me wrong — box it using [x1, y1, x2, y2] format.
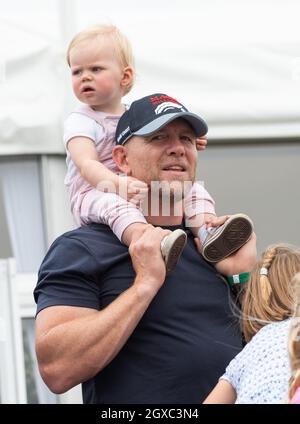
[203, 379, 237, 404]
[68, 137, 148, 201]
[68, 137, 119, 187]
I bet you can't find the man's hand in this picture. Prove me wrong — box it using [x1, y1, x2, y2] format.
[196, 136, 207, 151]
[215, 233, 257, 276]
[129, 226, 171, 295]
[118, 175, 148, 204]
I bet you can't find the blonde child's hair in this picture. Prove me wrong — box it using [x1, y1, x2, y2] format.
[66, 24, 135, 94]
[288, 273, 300, 400]
[242, 243, 300, 342]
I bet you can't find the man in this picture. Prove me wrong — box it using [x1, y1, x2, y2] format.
[34, 93, 256, 403]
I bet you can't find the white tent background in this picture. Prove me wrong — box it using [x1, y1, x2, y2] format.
[0, 0, 300, 404]
[1, 0, 300, 155]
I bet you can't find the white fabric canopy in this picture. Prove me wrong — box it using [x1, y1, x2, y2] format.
[1, 0, 300, 155]
[0, 18, 64, 155]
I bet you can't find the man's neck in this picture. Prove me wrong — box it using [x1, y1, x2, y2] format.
[146, 215, 183, 226]
[141, 197, 184, 227]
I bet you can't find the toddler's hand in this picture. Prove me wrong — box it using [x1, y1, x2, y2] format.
[118, 175, 148, 204]
[196, 136, 207, 151]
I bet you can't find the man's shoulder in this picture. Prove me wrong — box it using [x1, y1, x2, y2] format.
[56, 223, 123, 250]
[40, 223, 129, 275]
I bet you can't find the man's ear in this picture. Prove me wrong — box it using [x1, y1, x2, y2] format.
[112, 145, 132, 175]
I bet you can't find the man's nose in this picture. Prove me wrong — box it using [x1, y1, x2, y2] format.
[166, 138, 185, 156]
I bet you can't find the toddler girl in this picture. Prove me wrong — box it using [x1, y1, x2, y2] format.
[64, 24, 254, 274]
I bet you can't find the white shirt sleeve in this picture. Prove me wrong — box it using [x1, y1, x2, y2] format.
[219, 354, 241, 389]
[63, 113, 105, 150]
[219, 341, 252, 390]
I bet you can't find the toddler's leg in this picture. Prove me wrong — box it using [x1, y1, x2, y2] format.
[78, 189, 187, 274]
[121, 222, 148, 245]
[183, 182, 215, 252]
[78, 189, 146, 241]
[188, 213, 216, 241]
[183, 182, 216, 233]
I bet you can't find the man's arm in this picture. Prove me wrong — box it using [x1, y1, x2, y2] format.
[35, 226, 170, 394]
[194, 233, 257, 276]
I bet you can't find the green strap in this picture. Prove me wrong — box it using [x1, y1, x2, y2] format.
[227, 272, 251, 287]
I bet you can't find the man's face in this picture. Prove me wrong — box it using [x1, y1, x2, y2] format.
[124, 118, 198, 197]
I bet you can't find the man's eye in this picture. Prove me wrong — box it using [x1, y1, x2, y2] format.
[150, 134, 164, 141]
[182, 136, 195, 144]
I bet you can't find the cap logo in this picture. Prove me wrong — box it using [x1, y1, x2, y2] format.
[154, 102, 185, 115]
[150, 94, 180, 105]
[117, 126, 130, 143]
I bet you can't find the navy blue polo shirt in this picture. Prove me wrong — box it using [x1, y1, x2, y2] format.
[34, 223, 242, 404]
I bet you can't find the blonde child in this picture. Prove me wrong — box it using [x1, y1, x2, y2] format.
[288, 273, 300, 404]
[204, 243, 300, 404]
[64, 24, 254, 274]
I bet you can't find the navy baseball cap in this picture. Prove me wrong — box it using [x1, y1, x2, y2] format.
[116, 93, 208, 145]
